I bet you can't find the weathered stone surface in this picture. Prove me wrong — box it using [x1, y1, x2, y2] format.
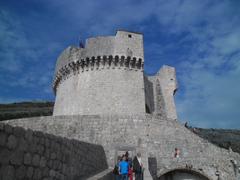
[26, 166, 34, 178]
[4, 124, 13, 134]
[40, 156, 47, 167]
[13, 126, 25, 137]
[0, 131, 7, 146]
[44, 149, 50, 159]
[29, 143, 38, 153]
[18, 137, 28, 151]
[32, 154, 40, 167]
[9, 151, 23, 165]
[25, 129, 33, 142]
[7, 135, 17, 149]
[0, 123, 4, 130]
[49, 169, 56, 177]
[50, 152, 56, 160]
[0, 123, 108, 180]
[42, 167, 49, 177]
[24, 153, 32, 165]
[37, 144, 44, 154]
[2, 165, 15, 180]
[0, 148, 10, 164]
[33, 168, 42, 180]
[16, 165, 26, 179]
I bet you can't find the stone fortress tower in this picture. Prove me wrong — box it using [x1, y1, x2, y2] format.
[1, 30, 240, 180]
[53, 30, 177, 120]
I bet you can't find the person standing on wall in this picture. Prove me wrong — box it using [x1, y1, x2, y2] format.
[133, 152, 143, 180]
[119, 155, 129, 180]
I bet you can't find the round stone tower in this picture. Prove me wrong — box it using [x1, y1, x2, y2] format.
[53, 30, 145, 116]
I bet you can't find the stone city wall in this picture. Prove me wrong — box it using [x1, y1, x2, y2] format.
[0, 123, 108, 180]
[3, 115, 240, 180]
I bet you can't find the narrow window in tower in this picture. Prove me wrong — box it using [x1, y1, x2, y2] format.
[128, 34, 132, 38]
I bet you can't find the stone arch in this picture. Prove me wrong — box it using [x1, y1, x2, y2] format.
[159, 168, 212, 180]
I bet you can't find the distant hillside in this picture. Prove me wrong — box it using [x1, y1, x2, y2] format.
[0, 101, 53, 121]
[0, 101, 239, 154]
[190, 127, 240, 154]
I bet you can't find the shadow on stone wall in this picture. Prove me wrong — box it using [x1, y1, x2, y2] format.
[0, 123, 108, 180]
[148, 157, 158, 180]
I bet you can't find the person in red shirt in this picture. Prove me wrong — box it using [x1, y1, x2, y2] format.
[128, 164, 133, 180]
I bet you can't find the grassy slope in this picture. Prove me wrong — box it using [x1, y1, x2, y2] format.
[0, 101, 53, 121]
[0, 102, 239, 154]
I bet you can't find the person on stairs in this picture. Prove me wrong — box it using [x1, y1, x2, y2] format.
[133, 152, 143, 180]
[119, 155, 129, 180]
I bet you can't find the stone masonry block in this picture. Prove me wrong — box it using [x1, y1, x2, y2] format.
[25, 129, 33, 142]
[33, 168, 42, 180]
[13, 126, 25, 137]
[49, 169, 56, 177]
[50, 152, 57, 160]
[26, 166, 34, 179]
[44, 149, 50, 159]
[39, 137, 45, 145]
[9, 150, 23, 165]
[37, 144, 44, 154]
[45, 138, 50, 147]
[7, 135, 18, 149]
[40, 156, 47, 167]
[32, 154, 40, 167]
[4, 125, 13, 134]
[33, 136, 40, 144]
[0, 123, 4, 130]
[53, 160, 60, 170]
[29, 143, 38, 153]
[18, 137, 28, 151]
[42, 167, 49, 177]
[0, 148, 11, 165]
[34, 131, 43, 137]
[24, 153, 32, 165]
[0, 132, 7, 146]
[15, 165, 26, 179]
[2, 165, 15, 180]
[47, 160, 53, 169]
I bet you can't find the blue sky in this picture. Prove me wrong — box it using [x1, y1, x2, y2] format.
[0, 0, 240, 128]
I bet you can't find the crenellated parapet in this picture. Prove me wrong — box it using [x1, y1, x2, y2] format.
[53, 55, 144, 93]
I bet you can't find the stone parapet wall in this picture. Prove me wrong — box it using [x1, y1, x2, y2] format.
[0, 123, 108, 180]
[3, 114, 240, 180]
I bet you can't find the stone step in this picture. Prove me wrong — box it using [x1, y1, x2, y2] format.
[86, 168, 113, 180]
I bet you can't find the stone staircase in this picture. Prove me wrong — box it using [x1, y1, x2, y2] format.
[86, 169, 113, 180]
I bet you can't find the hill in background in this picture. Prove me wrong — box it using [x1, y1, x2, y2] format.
[0, 101, 239, 154]
[0, 101, 53, 121]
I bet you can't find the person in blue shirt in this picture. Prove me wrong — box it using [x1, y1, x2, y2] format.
[118, 155, 129, 180]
